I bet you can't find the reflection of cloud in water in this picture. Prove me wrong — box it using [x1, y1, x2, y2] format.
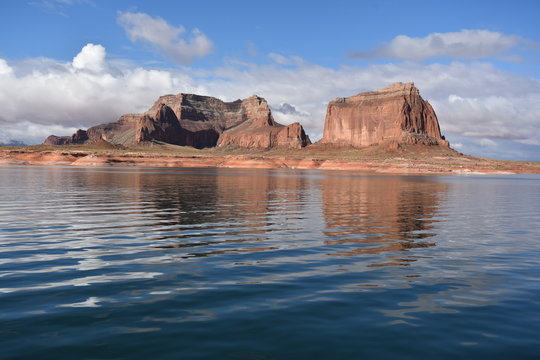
[0, 272, 162, 294]
[144, 309, 216, 324]
[59, 296, 103, 308]
[1, 166, 537, 326]
[380, 275, 502, 320]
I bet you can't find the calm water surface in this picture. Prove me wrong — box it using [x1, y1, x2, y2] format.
[0, 166, 539, 359]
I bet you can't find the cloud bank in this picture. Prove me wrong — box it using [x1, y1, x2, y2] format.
[117, 12, 214, 65]
[1, 42, 539, 160]
[351, 30, 528, 61]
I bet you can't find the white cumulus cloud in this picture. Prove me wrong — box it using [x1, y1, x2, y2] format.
[72, 43, 106, 72]
[0, 59, 13, 76]
[0, 44, 201, 144]
[1, 43, 540, 160]
[117, 11, 213, 65]
[351, 29, 527, 61]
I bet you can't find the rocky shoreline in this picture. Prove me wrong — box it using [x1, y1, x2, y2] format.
[1, 146, 539, 175]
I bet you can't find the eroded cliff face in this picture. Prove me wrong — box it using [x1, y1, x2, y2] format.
[320, 82, 449, 148]
[44, 94, 311, 149]
[217, 98, 311, 149]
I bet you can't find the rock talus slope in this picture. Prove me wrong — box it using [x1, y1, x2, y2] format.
[320, 82, 449, 148]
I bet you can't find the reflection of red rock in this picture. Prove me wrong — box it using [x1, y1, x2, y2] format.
[322, 176, 445, 258]
[44, 94, 311, 149]
[321, 82, 449, 148]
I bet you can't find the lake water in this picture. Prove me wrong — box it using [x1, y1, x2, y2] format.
[0, 165, 539, 359]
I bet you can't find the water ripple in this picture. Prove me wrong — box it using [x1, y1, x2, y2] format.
[1, 166, 539, 359]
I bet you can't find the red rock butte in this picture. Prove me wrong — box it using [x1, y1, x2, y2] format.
[44, 94, 311, 149]
[320, 82, 449, 148]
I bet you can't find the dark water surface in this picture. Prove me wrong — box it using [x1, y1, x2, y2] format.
[1, 166, 539, 359]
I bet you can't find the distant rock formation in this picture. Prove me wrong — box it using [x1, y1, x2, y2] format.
[44, 94, 311, 149]
[320, 82, 449, 148]
[0, 139, 26, 146]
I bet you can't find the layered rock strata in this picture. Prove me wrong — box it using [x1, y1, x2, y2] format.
[320, 82, 449, 148]
[44, 94, 311, 149]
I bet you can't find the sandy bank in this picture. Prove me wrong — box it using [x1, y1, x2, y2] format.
[1, 146, 539, 175]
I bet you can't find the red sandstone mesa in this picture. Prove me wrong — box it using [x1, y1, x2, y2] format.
[10, 82, 537, 174]
[320, 82, 449, 148]
[44, 94, 311, 149]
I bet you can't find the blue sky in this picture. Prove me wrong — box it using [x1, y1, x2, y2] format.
[1, 0, 539, 160]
